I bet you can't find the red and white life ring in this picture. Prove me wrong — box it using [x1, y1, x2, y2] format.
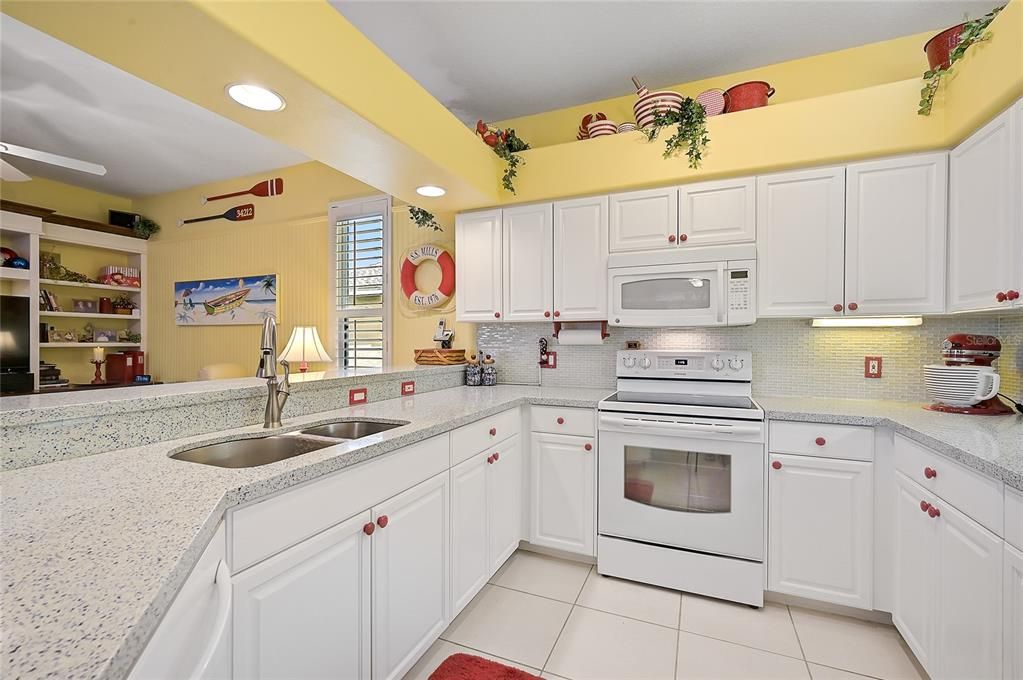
[400, 244, 455, 308]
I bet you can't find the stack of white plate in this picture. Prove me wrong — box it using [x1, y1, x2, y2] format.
[634, 90, 683, 129]
[617, 122, 638, 133]
[587, 119, 618, 138]
[923, 364, 1001, 407]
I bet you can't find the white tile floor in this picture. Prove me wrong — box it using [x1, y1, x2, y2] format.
[404, 550, 928, 680]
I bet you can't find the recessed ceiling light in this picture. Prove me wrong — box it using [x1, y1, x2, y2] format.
[811, 316, 923, 328]
[416, 185, 446, 197]
[226, 83, 285, 112]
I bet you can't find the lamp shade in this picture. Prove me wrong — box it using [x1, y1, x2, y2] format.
[278, 326, 332, 371]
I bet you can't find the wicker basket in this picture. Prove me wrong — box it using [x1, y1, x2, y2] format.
[413, 349, 467, 365]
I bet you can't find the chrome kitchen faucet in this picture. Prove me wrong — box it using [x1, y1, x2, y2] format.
[256, 317, 290, 428]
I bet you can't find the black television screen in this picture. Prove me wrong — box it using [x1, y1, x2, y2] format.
[0, 295, 31, 373]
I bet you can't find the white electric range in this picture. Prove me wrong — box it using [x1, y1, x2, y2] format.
[597, 349, 766, 607]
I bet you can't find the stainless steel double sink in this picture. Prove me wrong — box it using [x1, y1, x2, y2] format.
[170, 419, 409, 468]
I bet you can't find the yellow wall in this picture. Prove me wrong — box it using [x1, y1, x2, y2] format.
[1, 176, 132, 222]
[492, 31, 935, 148]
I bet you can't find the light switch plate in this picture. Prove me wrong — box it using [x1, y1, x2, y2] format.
[864, 356, 882, 378]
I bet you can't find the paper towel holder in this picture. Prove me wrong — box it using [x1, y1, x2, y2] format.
[552, 320, 610, 340]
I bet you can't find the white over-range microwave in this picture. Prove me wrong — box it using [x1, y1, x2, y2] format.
[607, 243, 756, 327]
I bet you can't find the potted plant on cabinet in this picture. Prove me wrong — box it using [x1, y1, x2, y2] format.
[919, 5, 1004, 115]
[113, 295, 137, 316]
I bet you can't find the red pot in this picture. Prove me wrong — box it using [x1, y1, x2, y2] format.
[924, 23, 965, 70]
[723, 81, 775, 113]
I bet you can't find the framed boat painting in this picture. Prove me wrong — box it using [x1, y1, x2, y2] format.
[174, 274, 277, 325]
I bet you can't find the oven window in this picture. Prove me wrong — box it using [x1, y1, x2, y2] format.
[620, 277, 712, 311]
[624, 445, 731, 513]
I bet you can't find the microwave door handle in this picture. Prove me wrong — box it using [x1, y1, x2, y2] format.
[716, 263, 726, 324]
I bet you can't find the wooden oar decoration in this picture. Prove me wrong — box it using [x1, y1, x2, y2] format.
[179, 204, 255, 226]
[203, 177, 283, 204]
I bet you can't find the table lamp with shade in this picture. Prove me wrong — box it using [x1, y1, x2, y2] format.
[278, 326, 332, 372]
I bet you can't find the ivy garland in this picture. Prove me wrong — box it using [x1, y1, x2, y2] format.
[409, 206, 443, 231]
[643, 99, 710, 168]
[919, 5, 1004, 116]
[475, 120, 530, 193]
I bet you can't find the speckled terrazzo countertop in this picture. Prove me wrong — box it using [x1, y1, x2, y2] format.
[0, 385, 611, 680]
[757, 395, 1023, 491]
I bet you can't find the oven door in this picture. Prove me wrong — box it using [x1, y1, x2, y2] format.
[598, 412, 764, 560]
[608, 262, 726, 327]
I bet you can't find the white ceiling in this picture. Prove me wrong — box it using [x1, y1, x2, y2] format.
[334, 0, 996, 124]
[0, 17, 307, 198]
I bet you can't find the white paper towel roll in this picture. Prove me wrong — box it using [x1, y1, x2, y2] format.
[555, 323, 606, 345]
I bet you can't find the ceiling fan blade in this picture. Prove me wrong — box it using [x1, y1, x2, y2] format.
[0, 142, 107, 176]
[0, 158, 32, 182]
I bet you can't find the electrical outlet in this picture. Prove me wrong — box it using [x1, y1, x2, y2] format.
[864, 356, 882, 378]
[400, 380, 415, 396]
[349, 387, 368, 405]
[541, 351, 557, 369]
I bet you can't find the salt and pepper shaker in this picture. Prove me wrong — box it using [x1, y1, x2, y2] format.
[465, 353, 482, 387]
[481, 354, 497, 387]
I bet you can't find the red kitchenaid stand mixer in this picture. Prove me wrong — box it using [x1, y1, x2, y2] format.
[924, 334, 1015, 415]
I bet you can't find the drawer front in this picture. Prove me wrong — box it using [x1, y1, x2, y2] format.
[1006, 487, 1023, 551]
[769, 421, 874, 461]
[530, 405, 596, 437]
[894, 433, 1003, 536]
[451, 408, 521, 465]
[231, 433, 449, 571]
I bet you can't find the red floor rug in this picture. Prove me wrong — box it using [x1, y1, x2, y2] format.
[429, 653, 540, 680]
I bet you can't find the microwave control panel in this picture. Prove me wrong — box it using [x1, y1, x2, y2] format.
[725, 261, 756, 326]
[616, 350, 752, 381]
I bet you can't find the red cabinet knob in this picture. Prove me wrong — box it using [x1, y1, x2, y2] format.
[1009, 290, 1021, 301]
[924, 467, 937, 479]
[668, 234, 676, 243]
[553, 311, 561, 317]
[489, 427, 497, 436]
[363, 522, 375, 535]
[928, 505, 940, 518]
[376, 515, 389, 528]
[493, 452, 500, 462]
[487, 455, 495, 464]
[996, 292, 1008, 302]
[679, 233, 688, 242]
[494, 311, 501, 318]
[544, 311, 551, 318]
[848, 302, 859, 311]
[833, 304, 843, 312]
[815, 437, 826, 446]
[584, 443, 593, 451]
[557, 417, 565, 425]
[771, 460, 782, 470]
[920, 500, 931, 512]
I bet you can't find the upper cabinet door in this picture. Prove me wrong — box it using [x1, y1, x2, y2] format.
[455, 210, 503, 322]
[678, 177, 755, 247]
[554, 196, 609, 321]
[845, 153, 948, 315]
[948, 106, 1019, 312]
[503, 203, 554, 322]
[609, 187, 678, 252]
[757, 167, 846, 318]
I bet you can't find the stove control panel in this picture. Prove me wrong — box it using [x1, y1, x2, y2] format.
[617, 350, 752, 381]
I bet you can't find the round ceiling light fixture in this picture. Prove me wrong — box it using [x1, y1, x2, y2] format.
[226, 83, 286, 112]
[416, 185, 446, 198]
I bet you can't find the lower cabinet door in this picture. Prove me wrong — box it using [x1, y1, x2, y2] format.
[935, 500, 1003, 680]
[232, 512, 371, 680]
[768, 454, 873, 609]
[488, 435, 523, 574]
[1006, 544, 1023, 680]
[892, 472, 938, 671]
[372, 472, 450, 680]
[530, 432, 595, 556]
[450, 452, 490, 614]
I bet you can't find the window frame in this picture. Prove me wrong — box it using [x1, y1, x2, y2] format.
[328, 195, 392, 370]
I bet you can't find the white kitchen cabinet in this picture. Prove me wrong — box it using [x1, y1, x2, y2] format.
[372, 472, 449, 680]
[488, 435, 524, 573]
[845, 153, 948, 315]
[768, 454, 873, 609]
[948, 104, 1021, 312]
[233, 513, 371, 680]
[935, 499, 1003, 680]
[893, 471, 938, 670]
[1006, 544, 1023, 680]
[553, 196, 608, 320]
[756, 166, 846, 318]
[678, 177, 756, 246]
[503, 203, 554, 322]
[530, 431, 595, 556]
[130, 523, 231, 680]
[455, 209, 503, 322]
[450, 451, 490, 614]
[609, 187, 679, 252]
